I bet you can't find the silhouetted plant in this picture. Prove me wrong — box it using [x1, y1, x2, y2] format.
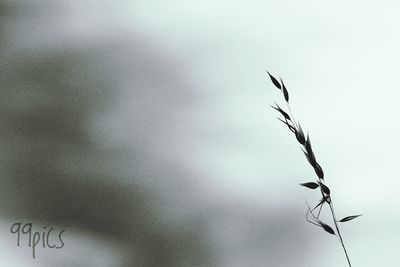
[268, 72, 360, 267]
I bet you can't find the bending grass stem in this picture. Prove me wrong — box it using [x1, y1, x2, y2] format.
[317, 178, 351, 266]
[329, 199, 352, 267]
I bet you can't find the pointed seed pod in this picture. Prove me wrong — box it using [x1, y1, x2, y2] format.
[339, 215, 362, 222]
[319, 222, 335, 235]
[300, 182, 319, 189]
[267, 71, 281, 89]
[280, 78, 289, 102]
[271, 103, 291, 121]
[314, 162, 324, 179]
[318, 182, 330, 195]
[295, 124, 306, 145]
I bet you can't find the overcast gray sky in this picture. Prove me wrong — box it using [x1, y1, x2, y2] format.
[1, 0, 399, 266]
[127, 1, 399, 266]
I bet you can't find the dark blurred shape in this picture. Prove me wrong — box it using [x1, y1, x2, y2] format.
[0, 1, 212, 266]
[0, 1, 313, 266]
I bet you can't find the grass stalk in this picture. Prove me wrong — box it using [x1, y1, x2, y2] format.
[267, 71, 359, 266]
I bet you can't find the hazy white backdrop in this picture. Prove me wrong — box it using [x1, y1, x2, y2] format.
[129, 1, 398, 265]
[1, 0, 399, 266]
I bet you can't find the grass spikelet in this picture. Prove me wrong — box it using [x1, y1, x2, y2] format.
[268, 72, 359, 267]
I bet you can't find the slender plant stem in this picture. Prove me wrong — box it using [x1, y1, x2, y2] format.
[268, 72, 356, 266]
[316, 176, 351, 266]
[328, 200, 352, 267]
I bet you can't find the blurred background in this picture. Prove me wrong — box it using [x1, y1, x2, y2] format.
[0, 0, 398, 266]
